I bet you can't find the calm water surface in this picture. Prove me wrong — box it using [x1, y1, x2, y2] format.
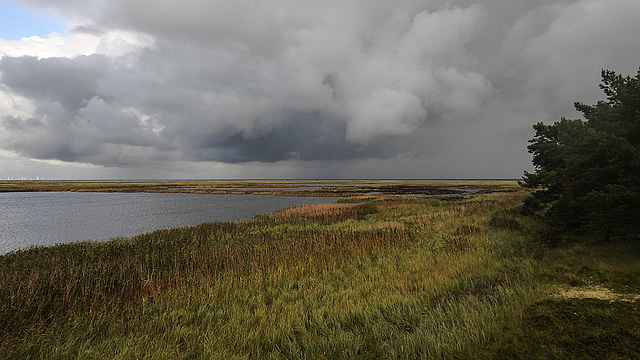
[0, 192, 337, 254]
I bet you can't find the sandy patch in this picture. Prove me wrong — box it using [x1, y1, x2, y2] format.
[552, 285, 640, 302]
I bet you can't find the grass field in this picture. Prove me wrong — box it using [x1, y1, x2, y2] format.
[0, 183, 638, 359]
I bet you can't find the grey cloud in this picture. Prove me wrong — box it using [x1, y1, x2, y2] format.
[0, 55, 108, 112]
[183, 112, 409, 163]
[0, 55, 165, 165]
[2, 0, 640, 178]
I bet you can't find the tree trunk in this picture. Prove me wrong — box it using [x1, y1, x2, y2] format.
[603, 225, 612, 242]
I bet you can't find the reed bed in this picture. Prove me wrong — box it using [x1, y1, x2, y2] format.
[264, 202, 377, 222]
[0, 190, 543, 359]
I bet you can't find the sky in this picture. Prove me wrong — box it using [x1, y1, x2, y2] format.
[0, 0, 639, 180]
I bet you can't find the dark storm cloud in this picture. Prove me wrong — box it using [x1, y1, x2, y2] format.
[1, 0, 640, 177]
[183, 112, 409, 163]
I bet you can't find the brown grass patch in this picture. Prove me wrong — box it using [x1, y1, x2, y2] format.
[268, 203, 371, 221]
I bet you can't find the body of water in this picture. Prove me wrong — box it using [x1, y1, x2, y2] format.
[0, 192, 336, 254]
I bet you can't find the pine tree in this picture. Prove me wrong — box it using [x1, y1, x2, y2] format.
[521, 68, 640, 241]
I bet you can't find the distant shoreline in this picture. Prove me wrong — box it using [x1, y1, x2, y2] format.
[2, 178, 522, 182]
[0, 179, 520, 197]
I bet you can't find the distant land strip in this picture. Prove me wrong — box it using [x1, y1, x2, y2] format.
[0, 180, 520, 198]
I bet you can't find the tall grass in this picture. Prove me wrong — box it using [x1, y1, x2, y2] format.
[0, 190, 541, 359]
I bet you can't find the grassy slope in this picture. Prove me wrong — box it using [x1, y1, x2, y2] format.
[481, 240, 640, 359]
[0, 190, 638, 359]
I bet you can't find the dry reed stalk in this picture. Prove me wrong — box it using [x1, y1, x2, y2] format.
[268, 203, 360, 220]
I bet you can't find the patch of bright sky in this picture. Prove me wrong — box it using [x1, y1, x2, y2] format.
[0, 0, 66, 40]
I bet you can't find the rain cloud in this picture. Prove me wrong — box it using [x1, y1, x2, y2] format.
[1, 0, 640, 178]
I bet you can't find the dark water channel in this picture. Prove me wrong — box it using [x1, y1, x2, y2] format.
[0, 192, 337, 255]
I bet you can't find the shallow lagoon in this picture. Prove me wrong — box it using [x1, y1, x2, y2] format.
[0, 192, 336, 254]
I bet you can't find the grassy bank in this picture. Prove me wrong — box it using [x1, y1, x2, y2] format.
[481, 238, 640, 359]
[0, 189, 637, 358]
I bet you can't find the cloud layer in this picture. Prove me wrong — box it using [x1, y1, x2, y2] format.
[1, 0, 640, 178]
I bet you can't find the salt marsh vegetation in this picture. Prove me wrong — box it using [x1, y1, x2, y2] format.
[0, 183, 637, 358]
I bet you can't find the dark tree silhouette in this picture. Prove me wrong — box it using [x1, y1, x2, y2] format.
[521, 68, 640, 241]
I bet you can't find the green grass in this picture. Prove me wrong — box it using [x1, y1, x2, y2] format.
[475, 234, 640, 359]
[0, 188, 637, 358]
